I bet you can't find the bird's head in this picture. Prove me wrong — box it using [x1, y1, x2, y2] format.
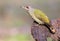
[22, 5, 32, 11]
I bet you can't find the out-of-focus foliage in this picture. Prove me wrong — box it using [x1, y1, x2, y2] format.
[47, 37, 52, 41]
[5, 34, 33, 41]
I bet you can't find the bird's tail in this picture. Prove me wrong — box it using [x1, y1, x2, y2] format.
[43, 23, 56, 34]
[33, 21, 56, 34]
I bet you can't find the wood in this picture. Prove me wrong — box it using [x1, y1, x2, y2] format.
[31, 18, 60, 41]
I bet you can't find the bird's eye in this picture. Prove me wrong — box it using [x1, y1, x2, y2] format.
[26, 6, 29, 9]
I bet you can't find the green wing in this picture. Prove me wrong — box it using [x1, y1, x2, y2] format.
[34, 9, 50, 24]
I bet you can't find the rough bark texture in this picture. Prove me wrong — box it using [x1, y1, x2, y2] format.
[31, 18, 60, 41]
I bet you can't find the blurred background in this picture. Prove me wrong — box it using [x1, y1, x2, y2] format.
[0, 0, 60, 41]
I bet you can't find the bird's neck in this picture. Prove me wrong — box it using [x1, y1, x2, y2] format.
[28, 8, 34, 14]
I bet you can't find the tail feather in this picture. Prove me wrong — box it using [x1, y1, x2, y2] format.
[43, 23, 55, 34]
[33, 21, 55, 34]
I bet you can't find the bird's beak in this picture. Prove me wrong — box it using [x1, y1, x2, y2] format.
[21, 6, 25, 9]
[21, 6, 27, 10]
[21, 6, 28, 11]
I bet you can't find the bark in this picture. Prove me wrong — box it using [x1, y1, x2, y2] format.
[31, 18, 60, 41]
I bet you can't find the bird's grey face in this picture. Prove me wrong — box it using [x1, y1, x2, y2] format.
[22, 6, 31, 11]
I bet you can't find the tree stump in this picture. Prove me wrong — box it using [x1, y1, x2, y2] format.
[31, 18, 60, 41]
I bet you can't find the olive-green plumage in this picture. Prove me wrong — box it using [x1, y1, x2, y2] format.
[33, 9, 50, 24]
